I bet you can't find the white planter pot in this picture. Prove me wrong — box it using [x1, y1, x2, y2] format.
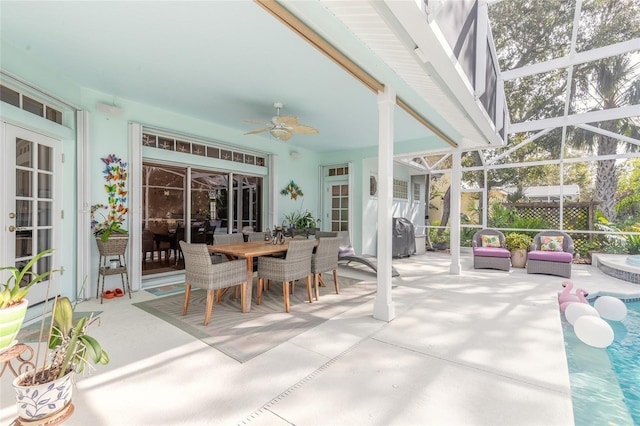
[13, 369, 74, 421]
[0, 299, 28, 353]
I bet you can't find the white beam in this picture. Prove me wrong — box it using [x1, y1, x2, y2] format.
[509, 104, 640, 134]
[502, 38, 640, 81]
[577, 124, 640, 147]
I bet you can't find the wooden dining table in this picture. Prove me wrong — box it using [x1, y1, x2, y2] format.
[208, 239, 306, 313]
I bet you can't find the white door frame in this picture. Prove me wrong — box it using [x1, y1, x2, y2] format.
[2, 122, 62, 305]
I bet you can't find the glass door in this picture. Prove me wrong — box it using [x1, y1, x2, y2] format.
[325, 181, 350, 232]
[141, 162, 263, 277]
[2, 123, 60, 306]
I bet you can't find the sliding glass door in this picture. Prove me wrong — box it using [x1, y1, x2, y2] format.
[141, 162, 262, 277]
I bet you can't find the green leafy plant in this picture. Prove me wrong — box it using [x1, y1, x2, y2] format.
[626, 232, 640, 255]
[284, 210, 320, 230]
[19, 280, 109, 385]
[91, 154, 128, 242]
[505, 233, 532, 251]
[0, 249, 55, 309]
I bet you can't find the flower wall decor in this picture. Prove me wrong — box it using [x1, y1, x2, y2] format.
[280, 180, 304, 200]
[91, 154, 128, 241]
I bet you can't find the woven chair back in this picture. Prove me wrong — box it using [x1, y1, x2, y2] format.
[312, 237, 341, 273]
[214, 233, 244, 245]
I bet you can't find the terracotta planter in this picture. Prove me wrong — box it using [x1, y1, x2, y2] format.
[13, 369, 74, 421]
[510, 249, 527, 268]
[0, 299, 28, 353]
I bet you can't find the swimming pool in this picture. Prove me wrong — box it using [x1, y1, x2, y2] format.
[562, 300, 639, 426]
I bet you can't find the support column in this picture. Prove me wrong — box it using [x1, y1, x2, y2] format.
[449, 146, 462, 274]
[373, 85, 396, 322]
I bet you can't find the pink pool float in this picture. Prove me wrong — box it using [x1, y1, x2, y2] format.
[558, 280, 589, 311]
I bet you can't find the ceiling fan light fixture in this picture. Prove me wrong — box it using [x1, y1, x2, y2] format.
[270, 128, 289, 140]
[244, 102, 317, 141]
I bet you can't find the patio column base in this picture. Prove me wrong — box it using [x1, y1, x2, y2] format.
[373, 298, 395, 322]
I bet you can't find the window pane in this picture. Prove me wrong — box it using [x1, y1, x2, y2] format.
[16, 138, 32, 167]
[0, 85, 20, 107]
[38, 201, 52, 226]
[16, 170, 32, 197]
[23, 95, 44, 116]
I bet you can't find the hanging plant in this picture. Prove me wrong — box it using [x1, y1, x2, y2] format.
[280, 180, 304, 200]
[91, 154, 128, 241]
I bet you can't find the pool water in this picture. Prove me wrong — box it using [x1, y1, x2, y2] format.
[562, 300, 639, 426]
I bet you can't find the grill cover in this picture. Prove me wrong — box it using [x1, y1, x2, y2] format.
[392, 217, 416, 258]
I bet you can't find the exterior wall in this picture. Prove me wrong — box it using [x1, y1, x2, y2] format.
[2, 42, 429, 299]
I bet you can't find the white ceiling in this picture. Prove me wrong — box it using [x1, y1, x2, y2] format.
[0, 1, 495, 154]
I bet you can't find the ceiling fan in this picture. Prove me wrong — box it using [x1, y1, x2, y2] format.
[244, 102, 318, 141]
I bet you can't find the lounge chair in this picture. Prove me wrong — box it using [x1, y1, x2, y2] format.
[527, 230, 574, 278]
[472, 229, 511, 271]
[335, 231, 400, 277]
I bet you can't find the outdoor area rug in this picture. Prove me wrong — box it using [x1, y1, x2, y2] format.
[145, 283, 186, 297]
[133, 277, 374, 362]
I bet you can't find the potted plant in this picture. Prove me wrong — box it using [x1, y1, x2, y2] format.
[91, 154, 128, 242]
[505, 232, 533, 268]
[12, 293, 109, 422]
[284, 210, 321, 237]
[0, 249, 55, 353]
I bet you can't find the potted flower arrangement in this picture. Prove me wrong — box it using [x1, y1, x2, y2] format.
[0, 249, 55, 353]
[91, 154, 128, 242]
[12, 292, 109, 422]
[284, 210, 321, 237]
[505, 232, 533, 268]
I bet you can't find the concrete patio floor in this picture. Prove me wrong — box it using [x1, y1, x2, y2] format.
[2, 250, 638, 425]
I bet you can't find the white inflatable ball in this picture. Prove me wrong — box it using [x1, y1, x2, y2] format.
[574, 316, 614, 348]
[565, 303, 599, 325]
[594, 296, 627, 321]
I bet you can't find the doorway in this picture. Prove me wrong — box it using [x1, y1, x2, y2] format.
[1, 123, 61, 306]
[141, 162, 263, 277]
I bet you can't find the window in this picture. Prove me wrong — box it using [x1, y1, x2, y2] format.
[413, 183, 420, 203]
[0, 84, 63, 124]
[393, 179, 409, 199]
[142, 132, 266, 167]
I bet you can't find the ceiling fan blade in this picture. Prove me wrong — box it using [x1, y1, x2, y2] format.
[274, 115, 299, 126]
[244, 127, 270, 135]
[291, 124, 319, 134]
[244, 119, 271, 125]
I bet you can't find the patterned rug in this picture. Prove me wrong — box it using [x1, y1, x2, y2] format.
[145, 284, 186, 297]
[133, 277, 374, 363]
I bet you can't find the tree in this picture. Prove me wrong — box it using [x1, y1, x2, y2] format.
[570, 56, 640, 220]
[489, 0, 640, 221]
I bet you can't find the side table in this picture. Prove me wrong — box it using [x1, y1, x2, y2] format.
[0, 343, 35, 378]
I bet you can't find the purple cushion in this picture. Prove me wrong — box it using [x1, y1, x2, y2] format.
[473, 247, 510, 258]
[527, 250, 573, 263]
[339, 247, 356, 257]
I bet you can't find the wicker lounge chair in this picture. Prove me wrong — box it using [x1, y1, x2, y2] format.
[527, 231, 574, 278]
[472, 229, 511, 271]
[335, 231, 400, 277]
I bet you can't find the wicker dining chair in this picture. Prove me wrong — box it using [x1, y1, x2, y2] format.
[213, 233, 245, 245]
[256, 239, 316, 313]
[179, 241, 247, 325]
[311, 237, 341, 301]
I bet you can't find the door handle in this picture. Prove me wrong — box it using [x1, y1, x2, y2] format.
[8, 225, 16, 232]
